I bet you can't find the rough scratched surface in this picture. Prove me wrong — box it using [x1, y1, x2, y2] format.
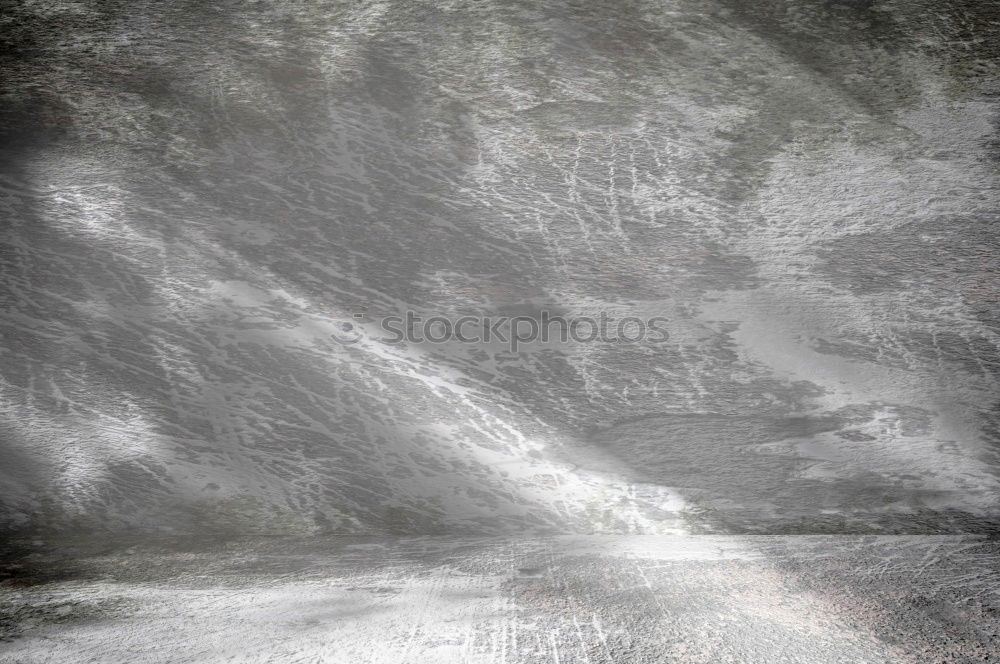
[2, 0, 1000, 660]
[2, 535, 1000, 663]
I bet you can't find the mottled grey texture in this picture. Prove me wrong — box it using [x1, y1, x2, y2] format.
[2, 1, 1000, 537]
[2, 535, 1000, 662]
[4, 1, 1000, 660]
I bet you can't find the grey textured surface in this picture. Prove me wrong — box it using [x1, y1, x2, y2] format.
[2, 535, 1000, 663]
[2, 0, 999, 538]
[2, 0, 1000, 659]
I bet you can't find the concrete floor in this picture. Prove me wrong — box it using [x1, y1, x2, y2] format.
[2, 535, 1000, 663]
[2, 0, 1000, 660]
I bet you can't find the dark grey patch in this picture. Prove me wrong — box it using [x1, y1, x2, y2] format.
[583, 406, 978, 533]
[837, 429, 877, 442]
[516, 566, 545, 577]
